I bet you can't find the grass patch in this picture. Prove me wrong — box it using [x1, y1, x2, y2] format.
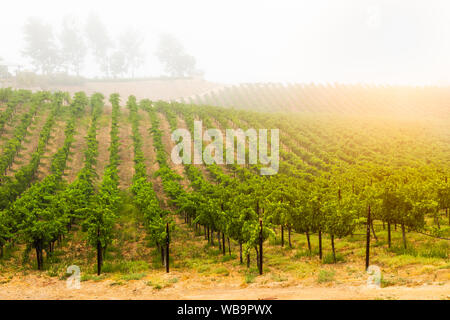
[380, 275, 411, 287]
[221, 254, 237, 262]
[387, 242, 449, 260]
[388, 245, 417, 257]
[168, 277, 179, 284]
[317, 269, 335, 283]
[213, 266, 229, 276]
[81, 274, 106, 282]
[46, 265, 61, 277]
[197, 265, 211, 273]
[418, 241, 449, 259]
[271, 273, 288, 282]
[294, 249, 317, 259]
[380, 275, 396, 288]
[245, 272, 257, 284]
[203, 244, 221, 257]
[120, 272, 146, 281]
[145, 280, 163, 290]
[322, 253, 345, 264]
[438, 263, 450, 270]
[101, 260, 150, 274]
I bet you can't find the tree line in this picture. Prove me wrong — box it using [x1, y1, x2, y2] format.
[18, 15, 200, 79]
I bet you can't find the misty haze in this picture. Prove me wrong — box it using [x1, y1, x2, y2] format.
[0, 0, 449, 303]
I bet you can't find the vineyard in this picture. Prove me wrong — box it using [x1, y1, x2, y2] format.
[186, 83, 450, 120]
[0, 87, 449, 299]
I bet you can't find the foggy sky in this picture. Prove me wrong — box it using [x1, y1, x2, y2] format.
[1, 0, 450, 85]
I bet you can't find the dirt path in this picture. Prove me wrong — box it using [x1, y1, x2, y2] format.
[0, 274, 448, 300]
[158, 112, 190, 189]
[6, 108, 49, 176]
[36, 118, 67, 180]
[138, 109, 159, 178]
[169, 283, 450, 300]
[95, 106, 112, 183]
[117, 108, 134, 189]
[194, 116, 227, 181]
[64, 113, 90, 183]
[135, 108, 172, 210]
[0, 103, 30, 152]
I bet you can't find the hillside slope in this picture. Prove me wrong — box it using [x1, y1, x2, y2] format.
[186, 83, 450, 120]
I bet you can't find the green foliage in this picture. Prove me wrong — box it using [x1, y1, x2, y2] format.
[131, 96, 170, 250]
[81, 93, 119, 272]
[0, 91, 43, 176]
[6, 93, 80, 268]
[1, 88, 449, 277]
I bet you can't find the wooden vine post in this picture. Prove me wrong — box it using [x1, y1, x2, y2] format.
[166, 223, 170, 273]
[97, 228, 102, 275]
[259, 219, 263, 275]
[365, 205, 371, 271]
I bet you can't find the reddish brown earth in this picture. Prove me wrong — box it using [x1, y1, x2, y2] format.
[6, 107, 49, 176]
[64, 113, 90, 183]
[94, 106, 112, 183]
[158, 112, 190, 190]
[36, 118, 67, 180]
[117, 108, 134, 189]
[138, 109, 159, 178]
[0, 103, 30, 151]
